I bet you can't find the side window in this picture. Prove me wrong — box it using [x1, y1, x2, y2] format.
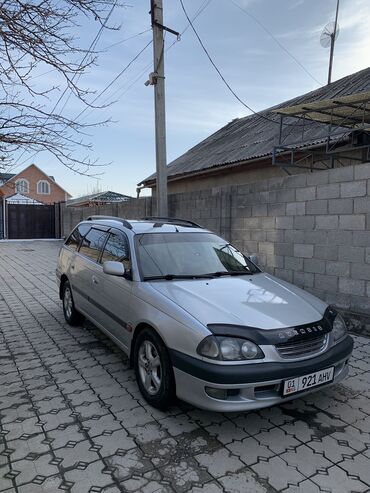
[101, 233, 130, 270]
[79, 228, 108, 262]
[65, 224, 91, 251]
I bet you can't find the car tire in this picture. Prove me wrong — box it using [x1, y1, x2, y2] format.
[62, 280, 84, 326]
[134, 328, 175, 410]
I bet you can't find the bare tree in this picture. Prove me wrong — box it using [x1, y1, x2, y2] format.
[0, 0, 121, 174]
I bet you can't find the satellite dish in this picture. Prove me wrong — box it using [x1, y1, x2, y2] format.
[320, 21, 340, 48]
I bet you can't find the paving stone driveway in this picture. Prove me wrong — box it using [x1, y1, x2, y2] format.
[0, 241, 370, 493]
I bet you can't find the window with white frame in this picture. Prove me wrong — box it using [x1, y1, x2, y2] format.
[16, 179, 29, 194]
[37, 180, 50, 195]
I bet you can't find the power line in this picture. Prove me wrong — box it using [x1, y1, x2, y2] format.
[103, 28, 152, 50]
[228, 0, 322, 86]
[179, 0, 270, 119]
[80, 0, 214, 124]
[74, 39, 153, 122]
[178, 0, 310, 127]
[57, 1, 119, 116]
[11, 38, 154, 173]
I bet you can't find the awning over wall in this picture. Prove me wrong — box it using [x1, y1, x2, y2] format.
[6, 193, 44, 205]
[273, 91, 370, 128]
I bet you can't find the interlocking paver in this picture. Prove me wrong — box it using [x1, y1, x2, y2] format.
[218, 470, 268, 493]
[54, 440, 100, 469]
[307, 435, 357, 463]
[0, 240, 370, 493]
[254, 427, 300, 455]
[195, 448, 244, 478]
[63, 460, 115, 493]
[226, 436, 274, 466]
[310, 465, 368, 493]
[339, 453, 370, 485]
[12, 453, 59, 487]
[106, 448, 153, 482]
[159, 457, 212, 493]
[252, 456, 305, 491]
[204, 421, 249, 445]
[92, 428, 135, 457]
[281, 444, 332, 477]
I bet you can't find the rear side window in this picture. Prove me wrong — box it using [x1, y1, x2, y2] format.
[79, 228, 109, 262]
[65, 224, 91, 251]
[101, 233, 130, 269]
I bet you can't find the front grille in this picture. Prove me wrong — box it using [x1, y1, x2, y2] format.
[275, 334, 327, 359]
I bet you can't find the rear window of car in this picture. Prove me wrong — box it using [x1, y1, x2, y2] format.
[79, 228, 109, 262]
[65, 224, 91, 251]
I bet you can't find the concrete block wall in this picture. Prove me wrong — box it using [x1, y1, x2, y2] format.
[62, 162, 370, 319]
[227, 162, 370, 316]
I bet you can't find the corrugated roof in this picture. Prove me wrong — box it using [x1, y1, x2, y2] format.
[139, 67, 370, 185]
[67, 190, 133, 206]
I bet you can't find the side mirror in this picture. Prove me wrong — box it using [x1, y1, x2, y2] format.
[248, 254, 259, 265]
[103, 261, 125, 277]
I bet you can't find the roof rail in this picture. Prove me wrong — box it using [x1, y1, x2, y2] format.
[142, 216, 202, 228]
[86, 215, 133, 229]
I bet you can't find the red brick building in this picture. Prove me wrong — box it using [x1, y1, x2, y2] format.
[0, 164, 71, 204]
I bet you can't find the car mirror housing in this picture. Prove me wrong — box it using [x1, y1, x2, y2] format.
[103, 261, 125, 277]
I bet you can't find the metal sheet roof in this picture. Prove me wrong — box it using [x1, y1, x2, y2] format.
[273, 91, 370, 127]
[139, 67, 370, 186]
[67, 190, 132, 207]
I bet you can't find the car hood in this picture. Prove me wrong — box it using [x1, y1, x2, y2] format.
[149, 273, 327, 329]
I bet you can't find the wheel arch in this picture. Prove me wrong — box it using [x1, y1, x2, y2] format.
[59, 274, 69, 299]
[130, 322, 167, 367]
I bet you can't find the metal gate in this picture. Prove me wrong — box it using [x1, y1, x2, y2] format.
[7, 204, 58, 239]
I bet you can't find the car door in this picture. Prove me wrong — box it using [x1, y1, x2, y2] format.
[73, 226, 110, 320]
[64, 223, 92, 313]
[95, 229, 133, 352]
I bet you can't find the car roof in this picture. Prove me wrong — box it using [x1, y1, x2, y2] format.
[79, 217, 210, 234]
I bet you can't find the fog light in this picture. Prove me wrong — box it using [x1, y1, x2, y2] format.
[205, 387, 227, 400]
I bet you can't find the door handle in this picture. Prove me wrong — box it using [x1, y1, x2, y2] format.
[92, 275, 98, 285]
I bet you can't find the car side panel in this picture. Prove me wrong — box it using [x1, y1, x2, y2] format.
[93, 269, 133, 352]
[130, 282, 210, 358]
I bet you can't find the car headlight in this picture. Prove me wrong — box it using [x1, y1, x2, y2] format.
[197, 336, 264, 361]
[332, 312, 347, 342]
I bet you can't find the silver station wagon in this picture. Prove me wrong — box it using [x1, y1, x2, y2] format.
[56, 216, 353, 411]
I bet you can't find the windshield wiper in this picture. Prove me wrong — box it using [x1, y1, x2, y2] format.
[207, 270, 254, 277]
[143, 274, 214, 281]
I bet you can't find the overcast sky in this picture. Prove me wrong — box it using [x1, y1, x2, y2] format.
[10, 0, 370, 198]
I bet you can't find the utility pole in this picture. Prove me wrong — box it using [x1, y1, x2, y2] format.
[328, 0, 340, 84]
[150, 0, 168, 216]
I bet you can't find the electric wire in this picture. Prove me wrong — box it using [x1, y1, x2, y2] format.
[74, 38, 153, 122]
[103, 28, 152, 50]
[228, 0, 322, 86]
[178, 0, 311, 128]
[80, 0, 213, 124]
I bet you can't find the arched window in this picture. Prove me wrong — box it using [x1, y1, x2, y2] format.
[15, 179, 29, 194]
[37, 180, 50, 195]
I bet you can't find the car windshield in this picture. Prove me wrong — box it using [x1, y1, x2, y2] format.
[136, 232, 260, 280]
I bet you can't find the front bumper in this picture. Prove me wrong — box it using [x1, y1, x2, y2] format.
[171, 335, 353, 412]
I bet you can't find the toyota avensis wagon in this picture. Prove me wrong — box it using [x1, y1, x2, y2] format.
[56, 216, 353, 411]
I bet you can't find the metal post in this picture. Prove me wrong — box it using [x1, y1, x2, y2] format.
[3, 197, 6, 239]
[328, 0, 340, 84]
[151, 0, 168, 216]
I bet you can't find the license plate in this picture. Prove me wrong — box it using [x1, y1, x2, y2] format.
[283, 367, 334, 396]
